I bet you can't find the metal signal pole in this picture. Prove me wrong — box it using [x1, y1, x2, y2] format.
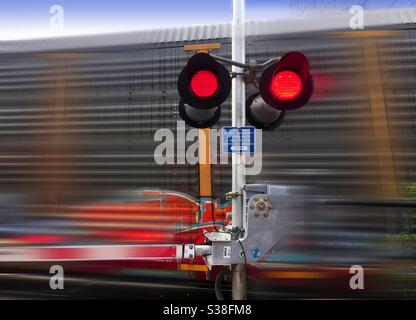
[231, 0, 247, 300]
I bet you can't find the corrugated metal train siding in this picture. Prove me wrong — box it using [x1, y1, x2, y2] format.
[0, 27, 415, 202]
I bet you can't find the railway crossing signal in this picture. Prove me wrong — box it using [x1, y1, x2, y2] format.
[177, 51, 313, 129]
[246, 51, 313, 130]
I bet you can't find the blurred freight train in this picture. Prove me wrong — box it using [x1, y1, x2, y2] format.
[0, 8, 415, 298]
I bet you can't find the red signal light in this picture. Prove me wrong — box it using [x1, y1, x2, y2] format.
[259, 52, 313, 111]
[270, 70, 302, 101]
[189, 70, 219, 98]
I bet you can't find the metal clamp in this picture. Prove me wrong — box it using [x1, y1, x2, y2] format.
[183, 244, 212, 259]
[230, 71, 245, 79]
[183, 244, 195, 259]
[210, 54, 281, 88]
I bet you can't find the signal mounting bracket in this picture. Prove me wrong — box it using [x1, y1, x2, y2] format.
[183, 43, 221, 53]
[182, 43, 280, 87]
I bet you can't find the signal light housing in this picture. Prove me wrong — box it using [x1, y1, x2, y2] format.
[178, 53, 231, 110]
[178, 99, 221, 129]
[246, 93, 285, 130]
[259, 51, 313, 111]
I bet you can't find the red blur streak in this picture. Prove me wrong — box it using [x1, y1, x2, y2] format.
[79, 203, 195, 220]
[16, 234, 68, 244]
[72, 194, 201, 243]
[129, 246, 178, 259]
[36, 245, 178, 261]
[98, 229, 175, 243]
[310, 72, 337, 99]
[75, 193, 198, 224]
[37, 247, 86, 260]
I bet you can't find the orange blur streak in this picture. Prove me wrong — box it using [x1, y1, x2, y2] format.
[364, 40, 398, 198]
[179, 264, 208, 272]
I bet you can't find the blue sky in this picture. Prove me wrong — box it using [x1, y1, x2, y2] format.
[0, 1, 414, 40]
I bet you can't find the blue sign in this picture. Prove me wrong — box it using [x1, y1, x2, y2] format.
[250, 248, 261, 259]
[222, 126, 255, 153]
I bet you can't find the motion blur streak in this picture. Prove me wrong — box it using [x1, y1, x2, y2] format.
[0, 9, 415, 298]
